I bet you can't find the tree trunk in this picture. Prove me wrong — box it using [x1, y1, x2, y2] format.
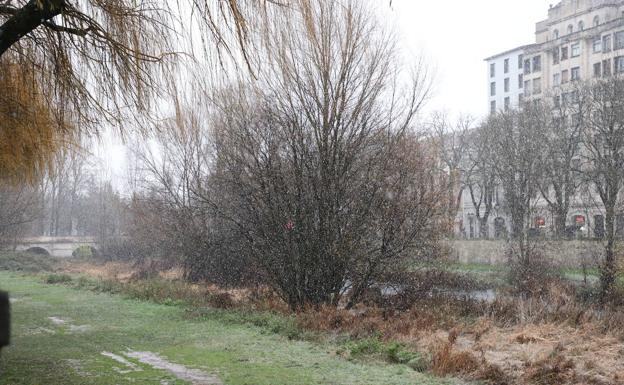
[554, 210, 567, 239]
[0, 0, 64, 57]
[479, 217, 489, 239]
[600, 204, 617, 302]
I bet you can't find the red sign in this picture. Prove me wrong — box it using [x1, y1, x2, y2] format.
[574, 215, 586, 225]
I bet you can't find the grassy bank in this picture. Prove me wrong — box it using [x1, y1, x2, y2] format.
[0, 272, 457, 385]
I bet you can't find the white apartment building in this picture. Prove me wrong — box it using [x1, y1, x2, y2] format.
[485, 45, 535, 114]
[460, 0, 624, 240]
[487, 0, 624, 111]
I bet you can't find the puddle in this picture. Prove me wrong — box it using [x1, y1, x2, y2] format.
[378, 284, 498, 303]
[26, 327, 56, 336]
[69, 324, 91, 333]
[101, 351, 141, 374]
[48, 316, 67, 325]
[125, 351, 222, 385]
[47, 316, 91, 333]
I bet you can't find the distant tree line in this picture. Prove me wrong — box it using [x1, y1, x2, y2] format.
[0, 148, 127, 247]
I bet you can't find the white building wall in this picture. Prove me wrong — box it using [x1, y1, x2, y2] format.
[486, 49, 525, 114]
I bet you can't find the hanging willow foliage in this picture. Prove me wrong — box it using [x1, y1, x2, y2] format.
[0, 60, 75, 182]
[0, 1, 290, 182]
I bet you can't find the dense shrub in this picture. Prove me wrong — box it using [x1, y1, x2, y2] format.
[45, 273, 73, 284]
[506, 243, 563, 297]
[0, 251, 59, 272]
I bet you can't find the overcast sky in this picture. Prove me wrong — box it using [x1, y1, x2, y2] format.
[390, 0, 554, 118]
[97, 0, 556, 188]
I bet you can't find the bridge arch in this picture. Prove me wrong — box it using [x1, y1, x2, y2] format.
[25, 247, 51, 256]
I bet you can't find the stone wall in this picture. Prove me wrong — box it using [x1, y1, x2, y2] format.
[448, 239, 606, 268]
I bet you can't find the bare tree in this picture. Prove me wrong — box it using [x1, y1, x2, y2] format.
[484, 102, 547, 267]
[537, 90, 584, 238]
[580, 78, 624, 301]
[209, 0, 442, 310]
[465, 125, 498, 239]
[0, 185, 39, 247]
[431, 113, 472, 235]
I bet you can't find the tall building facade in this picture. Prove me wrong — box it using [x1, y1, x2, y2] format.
[486, 0, 624, 113]
[458, 0, 624, 240]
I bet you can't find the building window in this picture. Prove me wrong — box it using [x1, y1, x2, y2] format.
[524, 80, 531, 95]
[553, 47, 560, 64]
[518, 74, 523, 88]
[562, 69, 570, 83]
[533, 78, 542, 94]
[594, 15, 600, 27]
[554, 95, 561, 108]
[603, 34, 612, 52]
[617, 214, 624, 238]
[504, 78, 510, 92]
[553, 29, 559, 39]
[604, 59, 612, 76]
[595, 215, 606, 239]
[561, 46, 569, 60]
[553, 72, 561, 86]
[490, 100, 496, 114]
[593, 38, 602, 53]
[615, 56, 624, 73]
[490, 82, 496, 96]
[578, 21, 584, 31]
[594, 62, 602, 77]
[490, 63, 495, 78]
[533, 56, 542, 72]
[567, 24, 574, 34]
[571, 42, 581, 57]
[615, 31, 624, 50]
[518, 54, 523, 69]
[524, 58, 531, 74]
[504, 97, 510, 111]
[571, 66, 581, 81]
[535, 217, 546, 228]
[504, 58, 509, 74]
[574, 215, 586, 226]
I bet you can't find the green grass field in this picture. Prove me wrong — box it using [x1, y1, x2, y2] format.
[0, 272, 458, 385]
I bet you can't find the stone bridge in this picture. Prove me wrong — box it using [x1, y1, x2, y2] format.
[14, 236, 99, 258]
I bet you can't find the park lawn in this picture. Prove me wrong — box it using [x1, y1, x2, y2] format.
[0, 272, 457, 385]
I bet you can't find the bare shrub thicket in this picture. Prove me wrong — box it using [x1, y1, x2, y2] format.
[129, 0, 449, 309]
[128, 103, 258, 286]
[208, 0, 447, 310]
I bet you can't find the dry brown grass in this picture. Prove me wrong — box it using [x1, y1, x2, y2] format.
[430, 342, 480, 376]
[524, 353, 576, 384]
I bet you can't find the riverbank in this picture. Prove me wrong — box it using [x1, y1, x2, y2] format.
[2, 253, 623, 385]
[0, 271, 454, 385]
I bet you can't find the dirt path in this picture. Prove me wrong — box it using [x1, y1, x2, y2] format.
[125, 351, 222, 385]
